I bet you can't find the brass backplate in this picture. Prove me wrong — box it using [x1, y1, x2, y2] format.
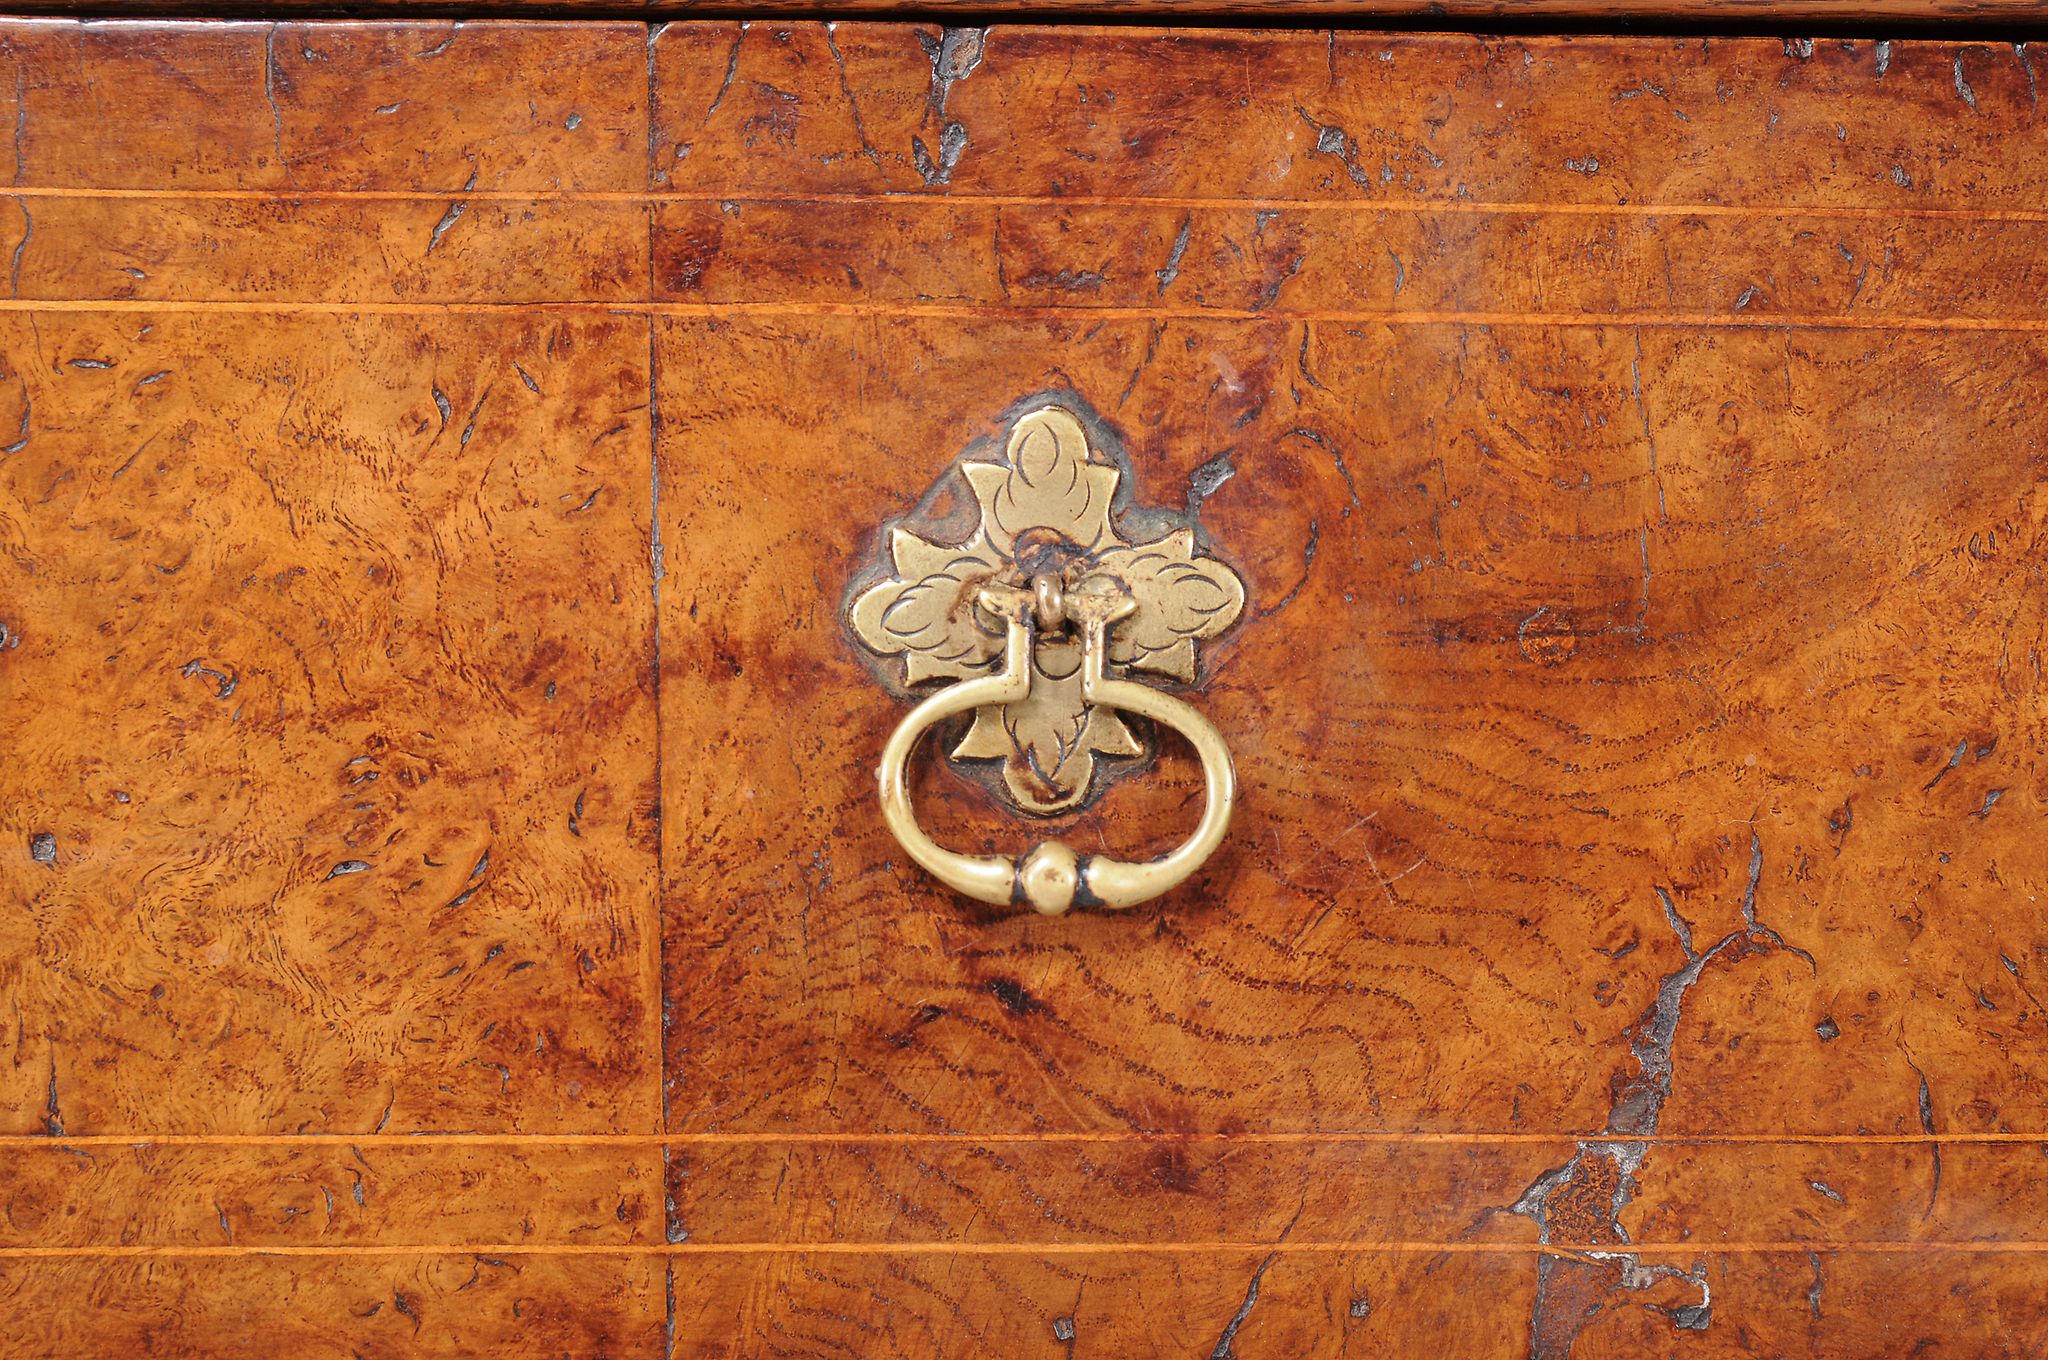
[846, 394, 1244, 816]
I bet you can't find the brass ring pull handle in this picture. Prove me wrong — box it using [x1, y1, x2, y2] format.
[876, 582, 1237, 915]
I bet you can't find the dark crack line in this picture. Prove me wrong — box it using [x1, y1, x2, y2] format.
[9, 195, 28, 299]
[1296, 325, 1328, 395]
[1208, 1204, 1302, 1359]
[1113, 319, 1161, 408]
[1653, 886, 1694, 960]
[826, 26, 884, 172]
[705, 24, 743, 121]
[1209, 1252, 1276, 1359]
[1283, 427, 1360, 509]
[1922, 738, 1967, 791]
[426, 201, 465, 254]
[1184, 450, 1236, 523]
[263, 25, 295, 186]
[1155, 212, 1192, 295]
[1506, 864, 1784, 1354]
[1255, 518, 1318, 621]
[1631, 329, 1667, 522]
[1904, 1055, 1942, 1219]
[1740, 829, 1817, 971]
[425, 164, 479, 257]
[42, 1042, 62, 1136]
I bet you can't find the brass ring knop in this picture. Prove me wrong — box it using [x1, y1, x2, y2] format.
[876, 583, 1236, 915]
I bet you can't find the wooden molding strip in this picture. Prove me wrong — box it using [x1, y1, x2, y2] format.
[3, 3, 2048, 22]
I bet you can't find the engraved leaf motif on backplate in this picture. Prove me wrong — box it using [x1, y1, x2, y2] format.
[850, 403, 1245, 814]
[848, 527, 1008, 685]
[1093, 529, 1247, 683]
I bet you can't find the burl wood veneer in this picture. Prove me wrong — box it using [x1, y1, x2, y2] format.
[0, 18, 2043, 1359]
[33, 1, 2048, 21]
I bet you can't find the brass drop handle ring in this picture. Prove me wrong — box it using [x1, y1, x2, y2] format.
[876, 585, 1236, 915]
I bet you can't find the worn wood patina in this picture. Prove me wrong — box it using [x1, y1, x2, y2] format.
[0, 19, 2044, 1358]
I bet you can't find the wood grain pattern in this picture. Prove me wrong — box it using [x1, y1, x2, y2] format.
[0, 16, 2043, 1359]
[8, 197, 649, 304]
[1, 21, 666, 1358]
[652, 199, 2048, 321]
[651, 20, 2046, 1359]
[672, 1248, 2048, 1358]
[652, 27, 2048, 207]
[2, 19, 646, 191]
[0, 1255, 666, 1358]
[17, 2, 2048, 21]
[0, 1141, 665, 1246]
[1, 309, 660, 1137]
[661, 311, 2046, 1139]
[665, 1137, 2048, 1243]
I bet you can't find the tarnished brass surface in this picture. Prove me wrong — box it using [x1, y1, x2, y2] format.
[852, 402, 1244, 909]
[874, 579, 1238, 914]
[850, 403, 1244, 816]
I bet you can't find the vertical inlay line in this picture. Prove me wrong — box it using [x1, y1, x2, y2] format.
[643, 22, 678, 1359]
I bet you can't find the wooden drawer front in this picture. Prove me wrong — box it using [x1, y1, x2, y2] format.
[1, 19, 2043, 1359]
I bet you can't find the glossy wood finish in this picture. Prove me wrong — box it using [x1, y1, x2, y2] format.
[25, 1, 2048, 21]
[1, 18, 2044, 1359]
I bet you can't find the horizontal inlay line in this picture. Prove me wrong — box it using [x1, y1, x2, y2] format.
[3, 1242, 2046, 1258]
[3, 300, 2046, 330]
[5, 187, 2048, 223]
[0, 1132, 2040, 1147]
